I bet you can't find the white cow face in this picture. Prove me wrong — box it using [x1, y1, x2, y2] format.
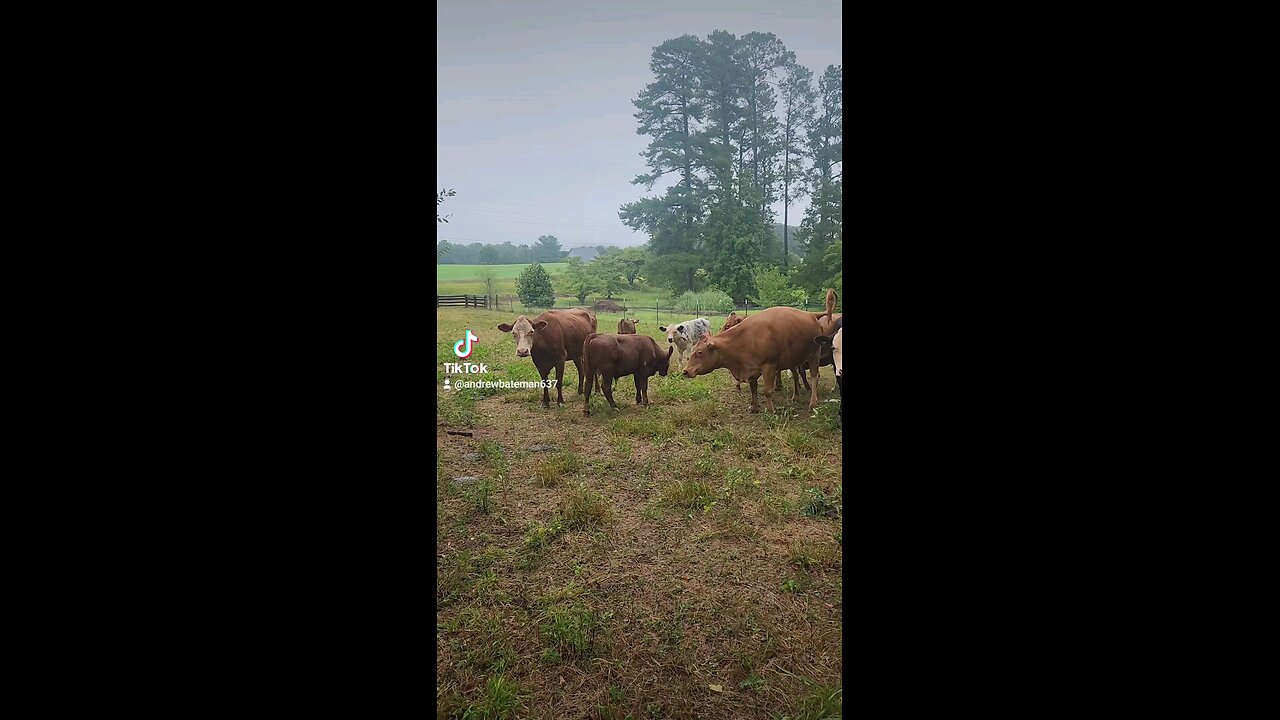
[831, 328, 842, 376]
[659, 323, 691, 348]
[815, 329, 843, 377]
[497, 316, 548, 358]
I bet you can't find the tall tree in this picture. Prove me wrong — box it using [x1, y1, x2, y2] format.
[795, 65, 842, 292]
[777, 63, 816, 268]
[533, 235, 564, 263]
[624, 35, 715, 293]
[737, 32, 790, 214]
[478, 245, 498, 265]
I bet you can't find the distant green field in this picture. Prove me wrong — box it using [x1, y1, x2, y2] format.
[436, 263, 568, 281]
[438, 262, 668, 312]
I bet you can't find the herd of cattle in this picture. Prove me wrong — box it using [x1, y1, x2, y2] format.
[494, 291, 844, 417]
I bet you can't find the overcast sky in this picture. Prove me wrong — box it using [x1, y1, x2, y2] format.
[437, 0, 842, 249]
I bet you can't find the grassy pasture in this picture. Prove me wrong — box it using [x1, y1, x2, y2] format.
[437, 307, 843, 720]
[437, 263, 670, 311]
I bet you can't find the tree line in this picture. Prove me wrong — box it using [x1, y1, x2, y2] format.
[620, 30, 841, 302]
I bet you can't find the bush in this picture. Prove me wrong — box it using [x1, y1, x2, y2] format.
[673, 288, 735, 314]
[748, 266, 807, 307]
[516, 262, 555, 308]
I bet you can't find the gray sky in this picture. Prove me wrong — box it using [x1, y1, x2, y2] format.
[437, 0, 842, 249]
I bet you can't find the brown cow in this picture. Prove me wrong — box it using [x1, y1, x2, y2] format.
[581, 333, 673, 415]
[721, 312, 744, 333]
[682, 306, 828, 412]
[617, 318, 640, 334]
[496, 308, 597, 407]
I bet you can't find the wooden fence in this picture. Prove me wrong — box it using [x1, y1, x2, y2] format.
[437, 294, 489, 309]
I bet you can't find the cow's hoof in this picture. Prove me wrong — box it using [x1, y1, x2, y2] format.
[749, 406, 760, 414]
[583, 409, 591, 416]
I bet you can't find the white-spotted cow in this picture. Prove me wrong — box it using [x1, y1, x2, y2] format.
[658, 317, 712, 374]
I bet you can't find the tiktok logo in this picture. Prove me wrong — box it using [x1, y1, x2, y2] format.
[453, 329, 479, 359]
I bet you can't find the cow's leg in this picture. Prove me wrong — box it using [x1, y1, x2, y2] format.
[572, 359, 584, 394]
[807, 353, 820, 410]
[760, 363, 777, 413]
[791, 368, 801, 398]
[602, 375, 618, 409]
[835, 375, 843, 418]
[748, 376, 761, 413]
[636, 373, 650, 406]
[634, 373, 644, 405]
[536, 361, 552, 408]
[583, 364, 594, 416]
[799, 366, 812, 391]
[555, 362, 566, 405]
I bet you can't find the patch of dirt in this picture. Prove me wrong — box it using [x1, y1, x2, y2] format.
[592, 299, 627, 312]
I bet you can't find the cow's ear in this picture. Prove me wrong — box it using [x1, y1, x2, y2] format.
[666, 346, 673, 358]
[815, 336, 832, 346]
[498, 323, 513, 332]
[532, 320, 548, 331]
[659, 325, 667, 331]
[706, 340, 715, 350]
[633, 319, 640, 324]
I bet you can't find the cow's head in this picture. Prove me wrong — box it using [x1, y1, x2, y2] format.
[659, 323, 692, 348]
[682, 339, 719, 378]
[720, 313, 740, 333]
[651, 345, 674, 377]
[497, 316, 548, 358]
[617, 318, 639, 334]
[815, 329, 843, 376]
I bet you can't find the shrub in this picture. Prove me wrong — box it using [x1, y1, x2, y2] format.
[517, 262, 555, 308]
[673, 288, 734, 314]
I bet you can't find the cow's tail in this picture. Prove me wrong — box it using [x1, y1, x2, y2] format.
[582, 333, 598, 394]
[810, 288, 836, 322]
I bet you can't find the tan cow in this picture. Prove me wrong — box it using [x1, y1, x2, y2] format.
[682, 306, 829, 412]
[617, 318, 640, 334]
[496, 308, 597, 407]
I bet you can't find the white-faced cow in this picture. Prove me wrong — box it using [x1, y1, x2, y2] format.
[681, 306, 830, 413]
[581, 333, 673, 415]
[496, 308, 597, 407]
[658, 317, 712, 374]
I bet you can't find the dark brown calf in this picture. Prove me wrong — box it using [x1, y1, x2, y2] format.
[581, 333, 673, 415]
[496, 308, 597, 407]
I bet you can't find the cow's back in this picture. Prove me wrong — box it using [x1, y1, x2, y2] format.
[534, 309, 596, 361]
[733, 307, 824, 369]
[586, 333, 654, 375]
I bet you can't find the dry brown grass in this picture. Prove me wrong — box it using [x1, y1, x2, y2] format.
[438, 309, 842, 719]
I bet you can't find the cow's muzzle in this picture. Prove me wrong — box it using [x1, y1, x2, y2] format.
[517, 349, 530, 357]
[682, 369, 694, 378]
